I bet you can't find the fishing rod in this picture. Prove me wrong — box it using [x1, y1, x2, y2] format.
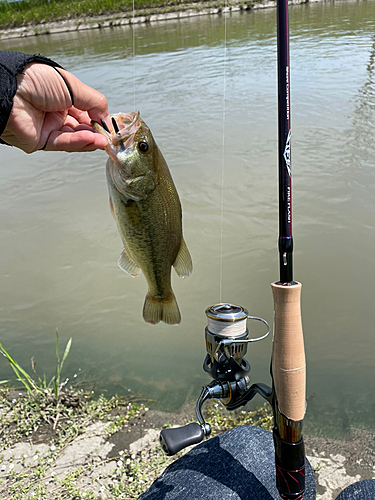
[158, 0, 306, 498]
[271, 0, 306, 496]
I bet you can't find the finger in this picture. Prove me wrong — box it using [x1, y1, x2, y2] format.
[61, 125, 75, 132]
[63, 115, 81, 129]
[62, 112, 97, 131]
[44, 129, 108, 152]
[38, 112, 98, 149]
[68, 106, 92, 126]
[72, 124, 97, 132]
[63, 115, 96, 131]
[37, 109, 67, 150]
[60, 124, 94, 133]
[58, 69, 109, 122]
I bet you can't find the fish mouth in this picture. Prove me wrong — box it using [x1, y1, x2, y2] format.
[92, 111, 141, 160]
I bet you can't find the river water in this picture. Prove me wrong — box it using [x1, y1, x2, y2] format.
[1, 0, 375, 438]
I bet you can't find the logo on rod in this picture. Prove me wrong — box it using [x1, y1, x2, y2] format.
[283, 130, 291, 176]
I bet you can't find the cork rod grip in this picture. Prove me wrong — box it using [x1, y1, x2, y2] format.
[271, 282, 306, 422]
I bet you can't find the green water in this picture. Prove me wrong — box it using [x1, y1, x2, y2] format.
[1, 0, 375, 438]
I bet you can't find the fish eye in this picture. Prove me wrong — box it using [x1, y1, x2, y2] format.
[138, 141, 149, 153]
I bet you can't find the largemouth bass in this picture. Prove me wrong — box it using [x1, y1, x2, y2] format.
[93, 111, 192, 325]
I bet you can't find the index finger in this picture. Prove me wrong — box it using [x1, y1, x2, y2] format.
[59, 69, 109, 122]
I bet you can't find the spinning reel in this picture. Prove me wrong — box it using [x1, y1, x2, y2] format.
[159, 303, 273, 456]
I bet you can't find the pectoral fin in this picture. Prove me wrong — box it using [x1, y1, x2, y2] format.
[109, 197, 116, 220]
[118, 247, 141, 277]
[173, 238, 193, 278]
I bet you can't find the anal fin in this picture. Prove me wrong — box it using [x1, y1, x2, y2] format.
[173, 238, 193, 278]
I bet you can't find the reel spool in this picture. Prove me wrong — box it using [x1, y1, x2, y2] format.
[205, 303, 249, 360]
[204, 303, 270, 383]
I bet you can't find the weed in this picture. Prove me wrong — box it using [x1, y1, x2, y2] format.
[0, 331, 71, 400]
[206, 400, 274, 434]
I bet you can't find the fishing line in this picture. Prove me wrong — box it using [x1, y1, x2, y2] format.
[219, 3, 228, 303]
[132, 0, 136, 110]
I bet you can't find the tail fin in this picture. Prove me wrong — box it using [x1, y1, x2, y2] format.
[143, 291, 181, 325]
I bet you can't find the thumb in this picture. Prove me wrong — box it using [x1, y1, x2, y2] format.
[58, 69, 109, 122]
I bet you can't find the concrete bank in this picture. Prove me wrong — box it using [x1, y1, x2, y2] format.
[0, 0, 330, 41]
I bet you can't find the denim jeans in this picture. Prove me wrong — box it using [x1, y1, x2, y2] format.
[139, 425, 375, 500]
[139, 426, 316, 499]
[335, 480, 375, 499]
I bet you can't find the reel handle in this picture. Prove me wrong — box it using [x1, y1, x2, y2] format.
[159, 423, 206, 456]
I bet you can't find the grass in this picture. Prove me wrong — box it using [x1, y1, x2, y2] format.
[0, 335, 146, 447]
[0, 0, 144, 28]
[0, 0, 211, 28]
[206, 399, 273, 434]
[1, 331, 71, 400]
[0, 0, 269, 29]
[0, 337, 273, 499]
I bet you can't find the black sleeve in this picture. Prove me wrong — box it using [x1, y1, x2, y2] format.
[0, 51, 63, 144]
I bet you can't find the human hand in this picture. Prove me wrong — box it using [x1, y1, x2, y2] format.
[0, 62, 109, 153]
